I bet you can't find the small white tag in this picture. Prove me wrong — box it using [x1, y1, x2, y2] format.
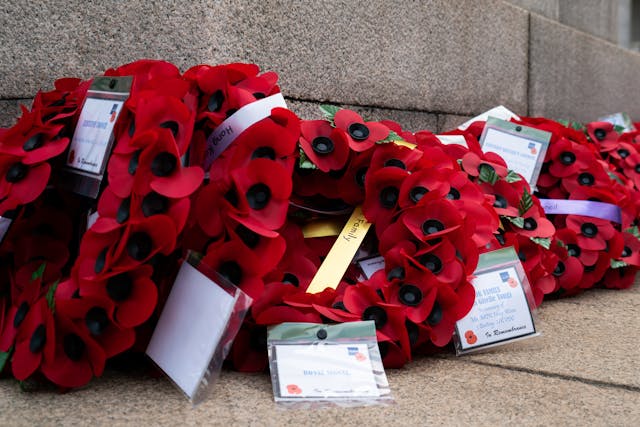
[146, 261, 236, 399]
[203, 93, 288, 170]
[597, 112, 636, 132]
[275, 343, 380, 398]
[67, 98, 124, 174]
[458, 105, 520, 130]
[0, 216, 12, 244]
[436, 134, 468, 148]
[86, 211, 99, 231]
[358, 256, 385, 279]
[455, 265, 535, 352]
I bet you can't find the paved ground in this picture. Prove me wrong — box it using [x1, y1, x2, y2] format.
[1, 281, 639, 426]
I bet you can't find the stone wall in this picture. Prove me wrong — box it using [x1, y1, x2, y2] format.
[1, 0, 639, 130]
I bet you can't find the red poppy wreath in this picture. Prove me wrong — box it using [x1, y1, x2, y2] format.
[0, 60, 638, 389]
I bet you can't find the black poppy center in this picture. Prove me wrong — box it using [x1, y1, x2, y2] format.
[159, 120, 179, 137]
[23, 133, 44, 151]
[362, 306, 387, 329]
[246, 183, 271, 210]
[6, 162, 28, 183]
[581, 222, 598, 238]
[142, 192, 169, 217]
[29, 324, 47, 353]
[95, 247, 109, 273]
[208, 90, 225, 112]
[355, 167, 367, 187]
[493, 194, 508, 209]
[523, 218, 538, 231]
[617, 149, 630, 158]
[282, 273, 300, 287]
[594, 128, 607, 141]
[127, 232, 153, 261]
[419, 253, 443, 274]
[85, 307, 109, 336]
[406, 320, 419, 346]
[635, 164, 640, 174]
[386, 267, 405, 282]
[224, 188, 239, 207]
[560, 151, 576, 165]
[106, 273, 133, 302]
[128, 150, 141, 175]
[219, 261, 242, 286]
[252, 146, 276, 160]
[384, 158, 406, 170]
[567, 244, 581, 257]
[421, 219, 445, 236]
[409, 186, 428, 203]
[553, 261, 566, 277]
[311, 137, 334, 155]
[128, 121, 136, 137]
[63, 334, 86, 361]
[13, 302, 29, 328]
[348, 123, 370, 141]
[622, 246, 632, 257]
[379, 186, 399, 208]
[578, 172, 595, 186]
[398, 285, 423, 307]
[235, 224, 260, 248]
[151, 152, 177, 177]
[427, 301, 443, 326]
[117, 197, 131, 224]
[249, 327, 267, 352]
[447, 188, 461, 200]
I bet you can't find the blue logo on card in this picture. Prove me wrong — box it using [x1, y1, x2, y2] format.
[528, 142, 535, 149]
[499, 272, 510, 282]
[347, 347, 358, 356]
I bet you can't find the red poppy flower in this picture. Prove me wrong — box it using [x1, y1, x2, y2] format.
[55, 296, 135, 358]
[602, 265, 639, 290]
[369, 142, 424, 175]
[561, 159, 611, 194]
[111, 215, 178, 271]
[580, 251, 611, 289]
[229, 158, 292, 233]
[79, 265, 157, 329]
[0, 112, 68, 165]
[383, 269, 438, 324]
[228, 223, 286, 274]
[546, 137, 593, 178]
[586, 121, 618, 145]
[105, 60, 181, 96]
[10, 298, 55, 381]
[622, 151, 640, 190]
[412, 240, 466, 285]
[566, 215, 616, 251]
[229, 321, 268, 372]
[549, 239, 583, 292]
[556, 228, 599, 267]
[362, 166, 409, 224]
[201, 239, 266, 300]
[333, 109, 390, 152]
[401, 199, 464, 244]
[460, 151, 509, 180]
[616, 231, 640, 267]
[0, 274, 42, 352]
[397, 168, 450, 209]
[41, 312, 106, 388]
[252, 283, 322, 325]
[299, 120, 350, 172]
[0, 157, 51, 213]
[336, 150, 374, 205]
[13, 235, 69, 286]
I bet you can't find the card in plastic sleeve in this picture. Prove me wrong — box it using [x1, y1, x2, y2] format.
[454, 247, 539, 355]
[146, 252, 252, 404]
[57, 76, 132, 199]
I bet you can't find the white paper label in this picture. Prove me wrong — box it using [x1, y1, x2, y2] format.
[146, 261, 235, 399]
[598, 112, 636, 132]
[275, 343, 380, 398]
[458, 105, 520, 130]
[358, 256, 385, 279]
[436, 134, 468, 148]
[481, 127, 544, 185]
[203, 93, 287, 170]
[67, 97, 124, 174]
[456, 266, 535, 351]
[86, 211, 99, 231]
[0, 216, 12, 243]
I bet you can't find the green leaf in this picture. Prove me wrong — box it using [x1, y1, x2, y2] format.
[518, 188, 533, 216]
[556, 239, 566, 248]
[376, 130, 403, 144]
[503, 216, 525, 228]
[611, 259, 628, 269]
[505, 170, 522, 183]
[319, 105, 341, 126]
[478, 164, 499, 185]
[570, 121, 586, 131]
[608, 171, 624, 186]
[626, 225, 640, 240]
[31, 263, 46, 282]
[46, 280, 60, 313]
[613, 124, 626, 134]
[557, 119, 569, 127]
[530, 237, 551, 250]
[298, 148, 317, 170]
[0, 346, 12, 374]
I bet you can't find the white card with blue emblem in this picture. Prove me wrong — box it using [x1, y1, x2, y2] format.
[274, 343, 380, 398]
[479, 117, 551, 188]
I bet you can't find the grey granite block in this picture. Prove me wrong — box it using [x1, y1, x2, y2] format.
[558, 0, 620, 44]
[506, 0, 560, 20]
[529, 14, 640, 122]
[0, 99, 29, 128]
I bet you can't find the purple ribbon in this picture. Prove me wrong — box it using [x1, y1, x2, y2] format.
[539, 199, 622, 223]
